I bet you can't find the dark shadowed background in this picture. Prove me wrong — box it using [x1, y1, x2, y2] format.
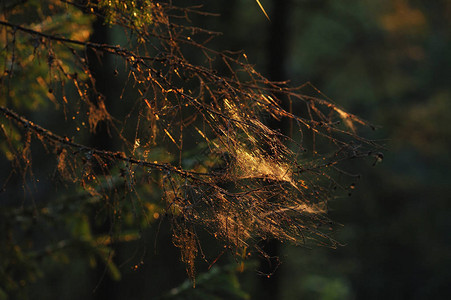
[1, 0, 450, 299]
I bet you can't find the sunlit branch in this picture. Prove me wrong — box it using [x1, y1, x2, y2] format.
[0, 0, 381, 285]
[0, 105, 214, 179]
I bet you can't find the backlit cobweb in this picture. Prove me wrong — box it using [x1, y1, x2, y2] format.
[0, 1, 379, 283]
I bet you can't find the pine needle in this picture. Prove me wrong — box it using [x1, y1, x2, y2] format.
[255, 0, 271, 21]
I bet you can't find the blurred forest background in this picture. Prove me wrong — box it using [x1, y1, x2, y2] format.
[1, 0, 451, 299]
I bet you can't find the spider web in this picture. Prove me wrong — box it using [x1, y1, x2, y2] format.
[0, 0, 380, 283]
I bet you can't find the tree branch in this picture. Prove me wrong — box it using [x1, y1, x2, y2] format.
[0, 105, 214, 179]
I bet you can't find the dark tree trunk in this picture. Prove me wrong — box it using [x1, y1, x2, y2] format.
[266, 0, 292, 133]
[258, 1, 292, 299]
[267, 0, 291, 83]
[86, 17, 118, 300]
[87, 17, 116, 151]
